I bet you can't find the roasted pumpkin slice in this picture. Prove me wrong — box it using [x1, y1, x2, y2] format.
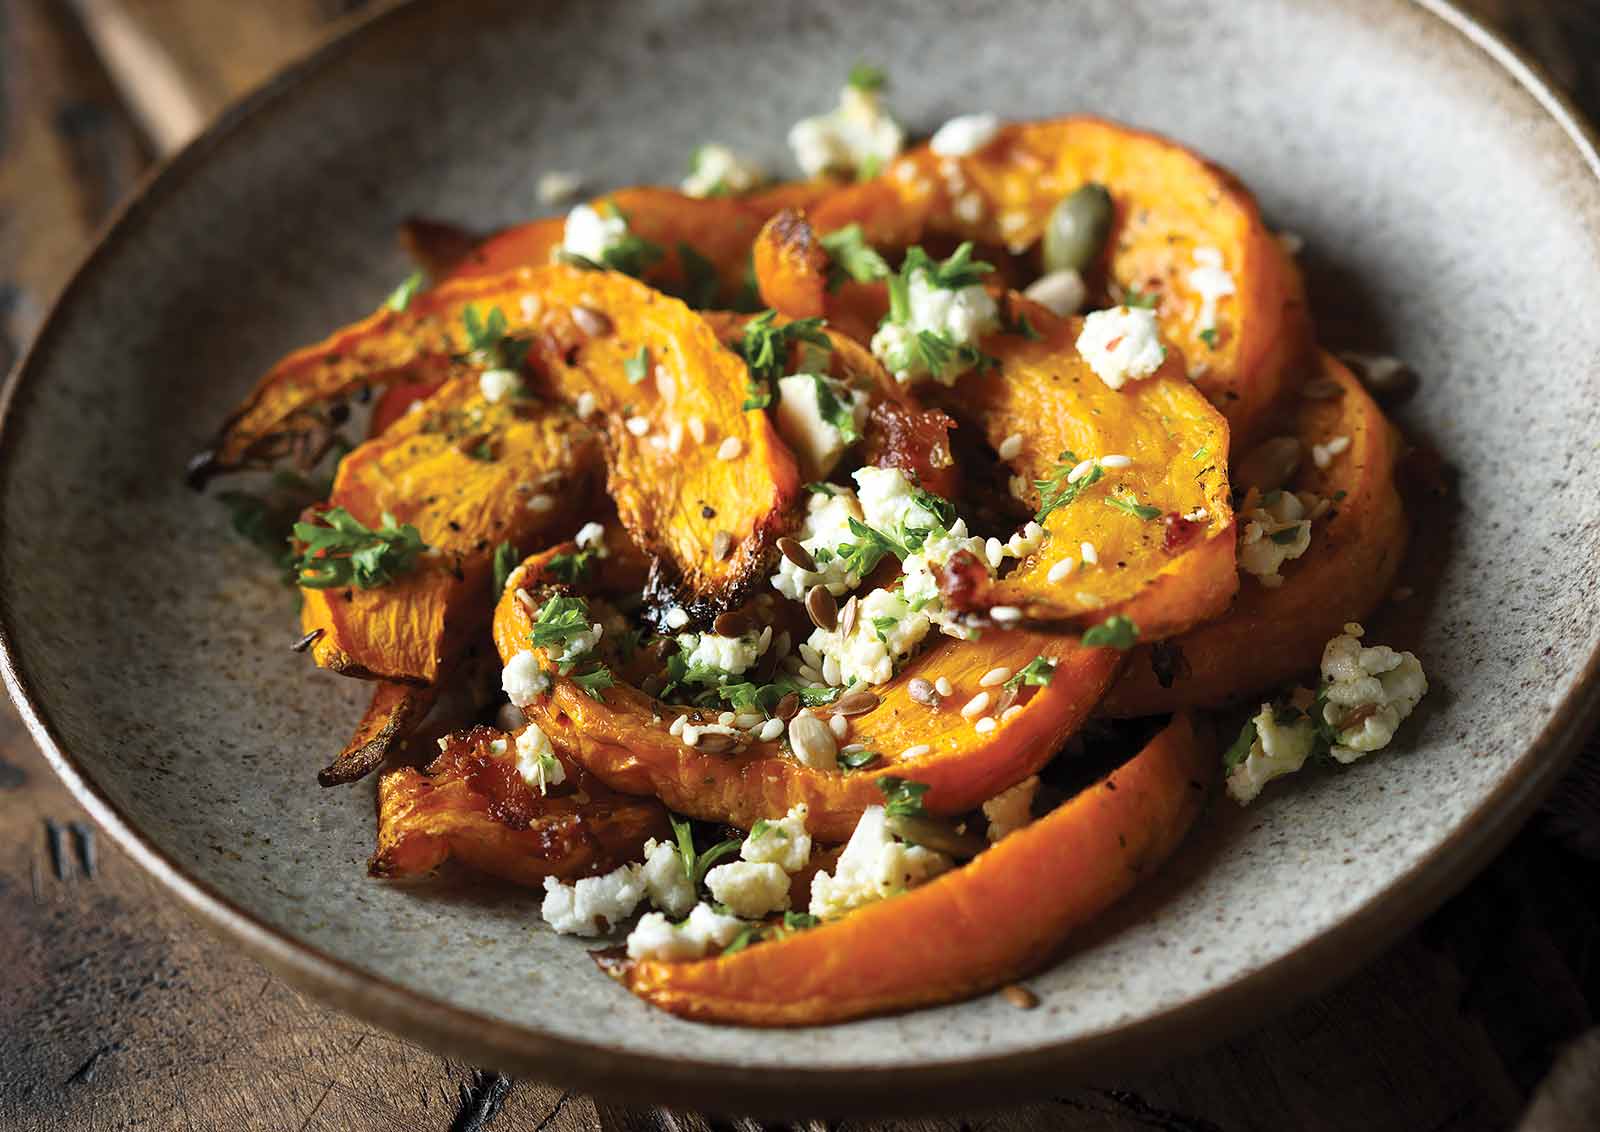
[1103, 353, 1407, 715]
[319, 680, 440, 786]
[598, 711, 1213, 1025]
[930, 297, 1236, 641]
[809, 116, 1312, 440]
[370, 724, 670, 886]
[300, 371, 601, 685]
[751, 208, 886, 346]
[493, 552, 1121, 843]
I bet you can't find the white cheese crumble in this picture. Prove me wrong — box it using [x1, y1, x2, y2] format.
[501, 649, 550, 707]
[681, 143, 765, 198]
[1238, 491, 1316, 588]
[574, 521, 607, 552]
[809, 806, 951, 919]
[1225, 696, 1319, 806]
[513, 723, 564, 795]
[806, 585, 932, 687]
[678, 630, 767, 678]
[541, 864, 644, 936]
[1023, 269, 1088, 317]
[770, 487, 866, 600]
[639, 837, 695, 919]
[479, 368, 521, 403]
[853, 466, 944, 533]
[741, 805, 812, 873]
[1187, 246, 1236, 339]
[561, 202, 628, 264]
[983, 775, 1039, 842]
[788, 84, 905, 179]
[704, 860, 791, 918]
[625, 902, 745, 962]
[870, 268, 1000, 386]
[929, 112, 1001, 157]
[1076, 305, 1167, 390]
[774, 374, 870, 481]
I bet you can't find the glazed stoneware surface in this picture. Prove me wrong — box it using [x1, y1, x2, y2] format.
[4, 0, 1600, 1112]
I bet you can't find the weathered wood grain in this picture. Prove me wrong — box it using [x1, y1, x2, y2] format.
[0, 0, 1596, 1129]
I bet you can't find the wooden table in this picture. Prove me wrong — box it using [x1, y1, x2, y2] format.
[3, 1, 1598, 1128]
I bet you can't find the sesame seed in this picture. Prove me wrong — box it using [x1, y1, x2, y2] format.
[734, 712, 763, 729]
[757, 718, 785, 741]
[686, 416, 707, 444]
[975, 716, 997, 734]
[654, 365, 674, 400]
[935, 677, 954, 697]
[1009, 474, 1030, 501]
[1183, 508, 1209, 522]
[1067, 458, 1097, 484]
[961, 692, 992, 719]
[575, 391, 597, 419]
[979, 666, 1013, 688]
[1100, 454, 1132, 468]
[990, 605, 1022, 623]
[1080, 541, 1099, 565]
[1048, 559, 1076, 583]
[900, 744, 932, 760]
[716, 436, 743, 461]
[682, 725, 701, 746]
[1001, 705, 1024, 723]
[998, 433, 1023, 461]
[528, 494, 555, 512]
[799, 643, 823, 669]
[821, 654, 842, 687]
[625, 416, 650, 437]
[985, 538, 1005, 569]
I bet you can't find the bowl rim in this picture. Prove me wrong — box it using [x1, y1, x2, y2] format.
[3, 0, 1598, 1116]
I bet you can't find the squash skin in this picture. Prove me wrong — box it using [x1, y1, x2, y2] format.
[599, 712, 1214, 1025]
[808, 116, 1313, 442]
[370, 724, 670, 886]
[319, 680, 439, 786]
[1103, 353, 1407, 715]
[493, 553, 1121, 843]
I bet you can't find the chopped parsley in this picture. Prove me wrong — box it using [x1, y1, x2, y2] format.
[1122, 285, 1158, 309]
[807, 374, 860, 444]
[290, 508, 427, 590]
[1034, 450, 1104, 523]
[820, 224, 890, 287]
[877, 775, 930, 818]
[838, 748, 882, 771]
[545, 546, 598, 584]
[803, 482, 840, 496]
[217, 465, 340, 587]
[1005, 656, 1056, 691]
[735, 310, 831, 410]
[887, 244, 995, 323]
[624, 346, 651, 384]
[461, 304, 530, 372]
[526, 594, 596, 653]
[670, 814, 742, 886]
[491, 541, 520, 595]
[1081, 615, 1140, 651]
[1198, 326, 1220, 350]
[385, 270, 424, 312]
[1222, 718, 1258, 771]
[1105, 491, 1162, 521]
[782, 910, 820, 931]
[570, 664, 616, 702]
[1002, 307, 1044, 340]
[847, 62, 887, 93]
[594, 202, 664, 277]
[704, 675, 840, 715]
[836, 516, 925, 578]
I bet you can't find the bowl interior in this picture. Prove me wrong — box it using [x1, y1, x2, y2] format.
[4, 0, 1600, 1099]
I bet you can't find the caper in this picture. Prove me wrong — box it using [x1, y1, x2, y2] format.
[1042, 182, 1114, 274]
[885, 814, 988, 859]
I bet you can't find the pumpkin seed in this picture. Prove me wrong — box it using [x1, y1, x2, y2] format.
[713, 609, 755, 638]
[777, 536, 817, 572]
[805, 585, 839, 632]
[571, 306, 612, 337]
[832, 690, 880, 716]
[695, 732, 738, 755]
[775, 692, 801, 721]
[1001, 984, 1041, 1010]
[1042, 183, 1114, 274]
[886, 814, 987, 858]
[838, 595, 860, 638]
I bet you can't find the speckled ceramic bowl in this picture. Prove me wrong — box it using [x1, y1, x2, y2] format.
[4, 0, 1599, 1116]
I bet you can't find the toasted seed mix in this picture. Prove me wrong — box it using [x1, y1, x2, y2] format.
[788, 712, 837, 768]
[776, 692, 801, 721]
[833, 690, 881, 716]
[778, 536, 817, 572]
[806, 584, 839, 631]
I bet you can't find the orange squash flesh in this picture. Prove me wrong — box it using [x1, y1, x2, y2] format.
[931, 297, 1236, 640]
[300, 372, 601, 685]
[599, 711, 1214, 1025]
[370, 724, 670, 886]
[808, 116, 1312, 442]
[493, 553, 1122, 843]
[1103, 353, 1407, 714]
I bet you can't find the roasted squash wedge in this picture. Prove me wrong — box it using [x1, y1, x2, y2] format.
[299, 371, 601, 685]
[1103, 353, 1407, 714]
[930, 296, 1237, 641]
[370, 724, 670, 885]
[320, 680, 439, 786]
[598, 711, 1213, 1025]
[808, 116, 1312, 441]
[494, 549, 1122, 843]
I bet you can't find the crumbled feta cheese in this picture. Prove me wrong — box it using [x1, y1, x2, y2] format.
[788, 84, 905, 179]
[742, 805, 813, 873]
[537, 170, 583, 207]
[775, 374, 870, 480]
[663, 606, 691, 630]
[1238, 491, 1315, 587]
[541, 864, 644, 936]
[501, 649, 550, 707]
[809, 806, 950, 919]
[555, 619, 603, 665]
[1188, 246, 1236, 338]
[678, 630, 766, 678]
[1023, 269, 1087, 317]
[574, 521, 607, 552]
[870, 268, 1000, 386]
[929, 112, 1001, 157]
[562, 202, 628, 264]
[681, 143, 765, 198]
[1076, 306, 1167, 390]
[479, 368, 521, 403]
[983, 775, 1039, 842]
[639, 837, 695, 919]
[1319, 622, 1428, 763]
[807, 585, 932, 687]
[624, 902, 744, 961]
[704, 860, 791, 918]
[1225, 698, 1318, 805]
[853, 466, 944, 534]
[514, 723, 564, 795]
[771, 487, 866, 600]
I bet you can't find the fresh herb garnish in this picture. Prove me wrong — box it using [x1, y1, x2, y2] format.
[803, 482, 840, 496]
[526, 594, 596, 653]
[624, 346, 650, 384]
[782, 910, 820, 931]
[819, 224, 890, 288]
[888, 245, 994, 321]
[1034, 450, 1104, 523]
[491, 541, 520, 595]
[571, 664, 615, 702]
[735, 310, 831, 410]
[670, 814, 742, 886]
[838, 748, 882, 771]
[1105, 491, 1162, 521]
[1081, 615, 1140, 651]
[876, 775, 929, 817]
[1003, 307, 1043, 340]
[545, 546, 598, 584]
[1122, 286, 1158, 309]
[1198, 326, 1219, 350]
[596, 201, 664, 277]
[847, 62, 887, 93]
[1004, 656, 1056, 691]
[1222, 718, 1258, 771]
[461, 304, 530, 372]
[836, 516, 921, 578]
[808, 375, 860, 443]
[385, 270, 424, 312]
[290, 508, 427, 590]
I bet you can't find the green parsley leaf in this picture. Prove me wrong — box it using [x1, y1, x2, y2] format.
[808, 375, 861, 444]
[820, 224, 890, 287]
[1198, 326, 1219, 350]
[545, 547, 598, 584]
[1269, 526, 1304, 545]
[1222, 719, 1258, 771]
[1105, 491, 1162, 521]
[1003, 307, 1043, 340]
[491, 541, 520, 595]
[804, 482, 840, 496]
[735, 310, 832, 410]
[856, 153, 882, 181]
[847, 62, 887, 92]
[782, 910, 820, 931]
[290, 508, 427, 590]
[676, 242, 720, 309]
[838, 748, 882, 771]
[668, 816, 742, 887]
[749, 819, 771, 839]
[571, 664, 615, 702]
[624, 345, 650, 384]
[1122, 286, 1158, 309]
[720, 923, 765, 955]
[385, 270, 424, 312]
[1004, 656, 1056, 691]
[1034, 450, 1104, 523]
[527, 594, 595, 653]
[461, 304, 530, 372]
[1192, 444, 1210, 462]
[916, 242, 995, 291]
[595, 201, 665, 277]
[870, 614, 897, 642]
[876, 775, 929, 817]
[1081, 615, 1140, 651]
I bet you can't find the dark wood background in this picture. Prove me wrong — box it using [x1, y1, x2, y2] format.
[3, 1, 1598, 1128]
